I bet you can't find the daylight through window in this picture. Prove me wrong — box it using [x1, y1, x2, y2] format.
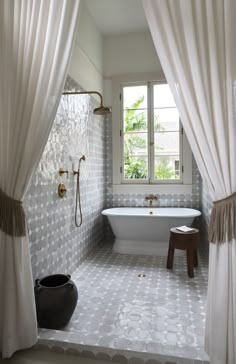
[122, 82, 182, 183]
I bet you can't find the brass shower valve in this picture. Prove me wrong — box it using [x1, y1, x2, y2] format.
[58, 183, 67, 198]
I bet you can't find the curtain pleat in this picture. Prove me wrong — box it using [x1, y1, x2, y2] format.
[0, 0, 80, 357]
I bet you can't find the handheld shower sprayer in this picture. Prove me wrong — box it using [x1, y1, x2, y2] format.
[74, 155, 86, 227]
[73, 155, 86, 176]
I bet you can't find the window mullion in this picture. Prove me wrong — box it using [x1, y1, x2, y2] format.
[179, 121, 183, 181]
[120, 86, 124, 182]
[149, 82, 154, 183]
[121, 82, 149, 183]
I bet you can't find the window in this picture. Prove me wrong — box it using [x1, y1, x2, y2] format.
[112, 74, 192, 193]
[121, 82, 182, 183]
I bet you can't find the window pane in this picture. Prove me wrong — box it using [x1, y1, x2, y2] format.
[123, 85, 147, 109]
[154, 156, 180, 180]
[123, 110, 148, 132]
[124, 132, 148, 157]
[154, 84, 176, 108]
[124, 156, 148, 180]
[154, 109, 179, 131]
[123, 85, 148, 181]
[154, 132, 179, 154]
[121, 83, 182, 183]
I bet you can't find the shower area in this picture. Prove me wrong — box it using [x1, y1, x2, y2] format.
[25, 75, 108, 279]
[24, 74, 209, 364]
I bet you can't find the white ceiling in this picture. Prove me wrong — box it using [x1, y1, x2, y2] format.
[85, 0, 149, 35]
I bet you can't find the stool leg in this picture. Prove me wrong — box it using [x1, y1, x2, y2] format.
[194, 249, 198, 267]
[186, 250, 194, 278]
[167, 241, 175, 269]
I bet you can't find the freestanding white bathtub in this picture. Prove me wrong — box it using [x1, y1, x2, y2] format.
[102, 207, 201, 256]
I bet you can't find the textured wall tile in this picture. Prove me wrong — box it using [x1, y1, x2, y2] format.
[25, 76, 106, 279]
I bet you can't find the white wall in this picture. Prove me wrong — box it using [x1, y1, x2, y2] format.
[103, 31, 162, 104]
[104, 31, 161, 77]
[68, 0, 104, 94]
[68, 7, 162, 108]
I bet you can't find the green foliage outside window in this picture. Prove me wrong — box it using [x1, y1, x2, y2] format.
[124, 158, 147, 179]
[124, 96, 147, 179]
[154, 159, 176, 179]
[124, 96, 175, 180]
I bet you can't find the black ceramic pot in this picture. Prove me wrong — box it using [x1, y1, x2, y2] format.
[34, 274, 78, 329]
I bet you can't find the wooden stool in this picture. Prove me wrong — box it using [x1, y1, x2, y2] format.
[166, 227, 199, 278]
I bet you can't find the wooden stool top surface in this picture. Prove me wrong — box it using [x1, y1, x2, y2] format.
[170, 227, 199, 235]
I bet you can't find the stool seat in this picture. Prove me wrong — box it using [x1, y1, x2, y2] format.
[167, 227, 199, 278]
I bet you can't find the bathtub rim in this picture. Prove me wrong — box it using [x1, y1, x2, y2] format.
[102, 207, 201, 218]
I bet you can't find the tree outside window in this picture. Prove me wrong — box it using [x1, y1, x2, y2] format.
[122, 83, 181, 182]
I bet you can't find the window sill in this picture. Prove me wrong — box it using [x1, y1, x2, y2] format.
[112, 184, 193, 194]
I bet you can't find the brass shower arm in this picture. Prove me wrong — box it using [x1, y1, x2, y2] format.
[62, 90, 104, 107]
[62, 90, 111, 115]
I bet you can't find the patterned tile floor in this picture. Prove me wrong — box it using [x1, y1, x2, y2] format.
[38, 242, 209, 363]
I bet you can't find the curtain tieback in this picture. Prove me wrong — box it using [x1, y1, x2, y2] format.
[209, 192, 236, 243]
[0, 187, 26, 237]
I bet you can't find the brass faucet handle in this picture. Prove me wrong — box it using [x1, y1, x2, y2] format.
[145, 194, 158, 201]
[59, 168, 69, 177]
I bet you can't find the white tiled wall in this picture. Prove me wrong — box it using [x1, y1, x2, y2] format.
[25, 76, 107, 279]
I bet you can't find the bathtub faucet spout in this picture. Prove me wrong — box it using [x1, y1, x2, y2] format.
[145, 194, 158, 206]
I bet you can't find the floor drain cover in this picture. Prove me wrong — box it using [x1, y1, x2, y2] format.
[138, 273, 146, 278]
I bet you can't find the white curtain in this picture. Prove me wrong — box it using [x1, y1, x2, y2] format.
[0, 0, 80, 358]
[142, 1, 236, 363]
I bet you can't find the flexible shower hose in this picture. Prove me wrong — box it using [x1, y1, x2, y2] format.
[74, 156, 85, 227]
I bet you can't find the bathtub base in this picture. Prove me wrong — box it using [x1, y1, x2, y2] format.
[113, 239, 184, 256]
[102, 207, 201, 257]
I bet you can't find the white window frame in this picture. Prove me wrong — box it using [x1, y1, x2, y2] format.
[112, 72, 192, 194]
[121, 81, 183, 184]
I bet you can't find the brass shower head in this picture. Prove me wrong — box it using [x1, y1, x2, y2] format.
[62, 90, 111, 115]
[93, 105, 111, 115]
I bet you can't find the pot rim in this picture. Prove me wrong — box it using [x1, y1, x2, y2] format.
[36, 274, 71, 288]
